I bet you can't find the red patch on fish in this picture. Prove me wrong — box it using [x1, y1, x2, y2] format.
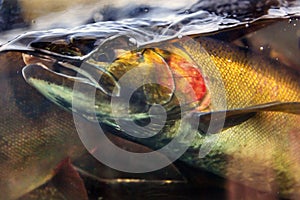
[167, 54, 207, 101]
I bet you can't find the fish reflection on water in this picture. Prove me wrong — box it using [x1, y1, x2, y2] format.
[0, 0, 300, 199]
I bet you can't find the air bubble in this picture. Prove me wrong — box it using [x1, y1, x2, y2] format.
[128, 37, 137, 47]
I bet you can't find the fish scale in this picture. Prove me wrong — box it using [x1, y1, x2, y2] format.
[0, 52, 85, 199]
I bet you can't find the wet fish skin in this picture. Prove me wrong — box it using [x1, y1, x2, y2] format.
[27, 36, 300, 197]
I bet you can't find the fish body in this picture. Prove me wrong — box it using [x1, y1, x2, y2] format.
[0, 16, 299, 198]
[21, 34, 300, 198]
[0, 52, 87, 199]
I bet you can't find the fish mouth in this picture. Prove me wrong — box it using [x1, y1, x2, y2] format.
[21, 53, 123, 123]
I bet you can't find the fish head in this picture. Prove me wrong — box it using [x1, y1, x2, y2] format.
[21, 35, 216, 130]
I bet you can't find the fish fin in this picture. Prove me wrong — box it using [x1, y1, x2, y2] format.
[193, 109, 256, 135]
[52, 158, 88, 200]
[193, 102, 300, 134]
[246, 101, 300, 114]
[18, 182, 67, 200]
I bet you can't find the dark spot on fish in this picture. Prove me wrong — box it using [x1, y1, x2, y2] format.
[53, 95, 72, 111]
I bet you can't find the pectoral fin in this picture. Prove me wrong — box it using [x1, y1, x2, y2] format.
[192, 102, 300, 135]
[19, 158, 88, 200]
[52, 158, 88, 200]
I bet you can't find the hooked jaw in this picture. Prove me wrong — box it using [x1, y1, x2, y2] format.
[21, 54, 118, 122]
[22, 53, 121, 96]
